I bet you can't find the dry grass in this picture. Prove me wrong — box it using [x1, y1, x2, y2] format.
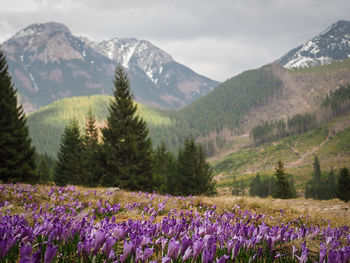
[1, 184, 349, 228]
[193, 195, 350, 227]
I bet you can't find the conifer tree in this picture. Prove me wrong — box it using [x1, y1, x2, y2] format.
[196, 144, 216, 195]
[249, 174, 262, 197]
[37, 157, 50, 183]
[312, 155, 322, 199]
[102, 66, 153, 191]
[0, 49, 36, 183]
[273, 160, 292, 199]
[326, 169, 336, 199]
[83, 108, 100, 186]
[177, 137, 198, 196]
[289, 175, 297, 198]
[337, 167, 350, 202]
[153, 141, 177, 194]
[54, 119, 84, 186]
[177, 136, 216, 196]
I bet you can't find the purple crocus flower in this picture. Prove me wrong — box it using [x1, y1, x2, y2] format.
[94, 229, 106, 250]
[162, 256, 171, 263]
[182, 247, 192, 261]
[292, 244, 297, 259]
[167, 238, 180, 259]
[193, 239, 204, 261]
[319, 243, 327, 263]
[143, 248, 154, 261]
[233, 240, 241, 257]
[102, 236, 116, 258]
[296, 242, 309, 263]
[112, 226, 126, 241]
[256, 247, 263, 259]
[0, 238, 16, 258]
[135, 246, 143, 262]
[44, 243, 58, 263]
[120, 240, 133, 263]
[202, 249, 211, 263]
[227, 240, 234, 254]
[19, 244, 32, 262]
[161, 238, 167, 254]
[328, 249, 339, 263]
[181, 236, 191, 254]
[217, 255, 229, 263]
[140, 236, 152, 247]
[31, 249, 41, 263]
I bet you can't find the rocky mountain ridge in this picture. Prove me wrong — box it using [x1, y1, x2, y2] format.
[276, 20, 350, 68]
[2, 22, 218, 112]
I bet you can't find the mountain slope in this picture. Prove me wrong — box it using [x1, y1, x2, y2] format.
[2, 22, 218, 112]
[213, 112, 350, 192]
[177, 58, 350, 138]
[276, 20, 350, 68]
[27, 95, 176, 157]
[27, 59, 350, 157]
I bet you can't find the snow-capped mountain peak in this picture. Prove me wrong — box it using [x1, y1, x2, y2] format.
[79, 37, 174, 85]
[276, 20, 350, 68]
[2, 22, 218, 111]
[86, 37, 173, 80]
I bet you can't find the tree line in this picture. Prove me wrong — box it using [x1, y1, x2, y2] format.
[251, 113, 317, 146]
[248, 160, 297, 199]
[54, 67, 216, 196]
[322, 84, 350, 118]
[305, 155, 350, 202]
[0, 49, 215, 196]
[246, 157, 350, 202]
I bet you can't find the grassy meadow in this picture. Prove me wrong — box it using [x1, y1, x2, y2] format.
[0, 183, 349, 262]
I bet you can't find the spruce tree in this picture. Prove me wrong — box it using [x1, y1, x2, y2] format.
[177, 136, 215, 196]
[196, 144, 216, 195]
[312, 155, 322, 199]
[289, 175, 297, 198]
[0, 49, 36, 183]
[83, 108, 100, 186]
[37, 156, 51, 183]
[54, 119, 84, 186]
[273, 160, 292, 199]
[36, 153, 55, 183]
[327, 169, 336, 199]
[153, 141, 177, 194]
[337, 167, 350, 202]
[102, 66, 153, 191]
[177, 137, 198, 195]
[249, 174, 262, 197]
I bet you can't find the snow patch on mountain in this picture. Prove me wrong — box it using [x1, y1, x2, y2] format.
[82, 37, 173, 84]
[277, 20, 350, 69]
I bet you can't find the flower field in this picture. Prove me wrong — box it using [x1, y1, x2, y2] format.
[0, 184, 349, 262]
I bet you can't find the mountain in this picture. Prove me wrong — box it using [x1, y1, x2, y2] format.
[27, 59, 350, 157]
[276, 20, 350, 68]
[1, 22, 218, 112]
[25, 20, 350, 158]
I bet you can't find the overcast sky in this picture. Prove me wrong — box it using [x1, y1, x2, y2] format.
[0, 0, 349, 81]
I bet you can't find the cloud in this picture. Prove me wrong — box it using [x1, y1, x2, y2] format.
[0, 0, 349, 81]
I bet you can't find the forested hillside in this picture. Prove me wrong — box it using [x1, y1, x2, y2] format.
[178, 66, 283, 133]
[28, 59, 350, 158]
[214, 111, 350, 193]
[27, 95, 176, 156]
[28, 66, 284, 156]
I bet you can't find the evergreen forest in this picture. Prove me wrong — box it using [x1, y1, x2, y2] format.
[1, 49, 215, 196]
